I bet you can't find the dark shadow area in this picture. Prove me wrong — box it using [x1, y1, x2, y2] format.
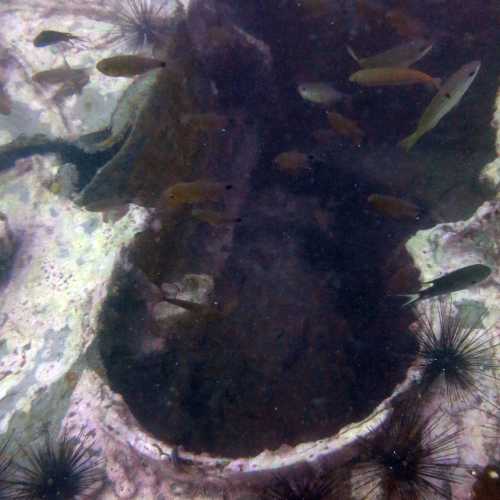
[0, 130, 122, 192]
[97, 0, 498, 458]
[98, 143, 421, 456]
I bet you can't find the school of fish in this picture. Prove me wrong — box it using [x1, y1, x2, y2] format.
[17, 9, 492, 312]
[292, 9, 488, 304]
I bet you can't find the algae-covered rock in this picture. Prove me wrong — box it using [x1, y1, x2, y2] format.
[480, 88, 500, 193]
[0, 152, 148, 443]
[75, 43, 211, 209]
[74, 71, 159, 155]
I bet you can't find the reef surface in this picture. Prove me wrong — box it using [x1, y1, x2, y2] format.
[0, 1, 498, 499]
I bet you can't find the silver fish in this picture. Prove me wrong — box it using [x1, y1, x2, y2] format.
[347, 39, 433, 68]
[399, 60, 481, 151]
[297, 82, 347, 106]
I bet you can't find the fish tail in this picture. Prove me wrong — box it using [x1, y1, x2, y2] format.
[393, 294, 420, 307]
[346, 45, 360, 64]
[424, 78, 441, 92]
[399, 132, 420, 151]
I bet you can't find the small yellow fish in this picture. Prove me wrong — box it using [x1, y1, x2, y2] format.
[162, 180, 232, 209]
[34, 30, 83, 47]
[347, 39, 433, 69]
[96, 55, 166, 77]
[297, 0, 333, 18]
[191, 208, 241, 226]
[312, 128, 337, 145]
[163, 297, 234, 322]
[399, 61, 481, 150]
[326, 111, 364, 146]
[273, 150, 310, 175]
[385, 8, 426, 39]
[367, 194, 420, 220]
[32, 65, 88, 86]
[298, 82, 347, 106]
[349, 67, 440, 89]
[356, 0, 385, 28]
[52, 72, 90, 103]
[205, 27, 237, 49]
[180, 113, 229, 131]
[356, 2, 426, 39]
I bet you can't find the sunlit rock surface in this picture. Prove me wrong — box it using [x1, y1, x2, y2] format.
[0, 152, 148, 443]
[480, 88, 500, 193]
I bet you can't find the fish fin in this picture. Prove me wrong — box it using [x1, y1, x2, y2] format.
[164, 297, 195, 311]
[424, 78, 441, 92]
[393, 294, 420, 307]
[346, 45, 361, 65]
[399, 132, 420, 151]
[61, 54, 71, 69]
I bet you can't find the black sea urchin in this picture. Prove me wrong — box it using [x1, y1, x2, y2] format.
[351, 404, 463, 500]
[0, 438, 13, 499]
[414, 299, 499, 408]
[10, 430, 103, 500]
[107, 0, 174, 53]
[261, 471, 340, 500]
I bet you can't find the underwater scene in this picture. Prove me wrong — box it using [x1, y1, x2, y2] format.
[0, 0, 499, 498]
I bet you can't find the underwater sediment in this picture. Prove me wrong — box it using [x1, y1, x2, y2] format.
[0, 0, 498, 499]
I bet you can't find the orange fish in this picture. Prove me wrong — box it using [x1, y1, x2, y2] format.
[385, 8, 426, 39]
[180, 113, 229, 131]
[97, 55, 166, 77]
[356, 1, 426, 39]
[162, 180, 232, 209]
[326, 111, 364, 146]
[368, 194, 420, 220]
[312, 128, 338, 145]
[65, 370, 79, 387]
[273, 150, 311, 175]
[191, 208, 241, 226]
[356, 0, 386, 28]
[32, 65, 89, 86]
[206, 26, 237, 50]
[349, 67, 440, 89]
[297, 0, 333, 18]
